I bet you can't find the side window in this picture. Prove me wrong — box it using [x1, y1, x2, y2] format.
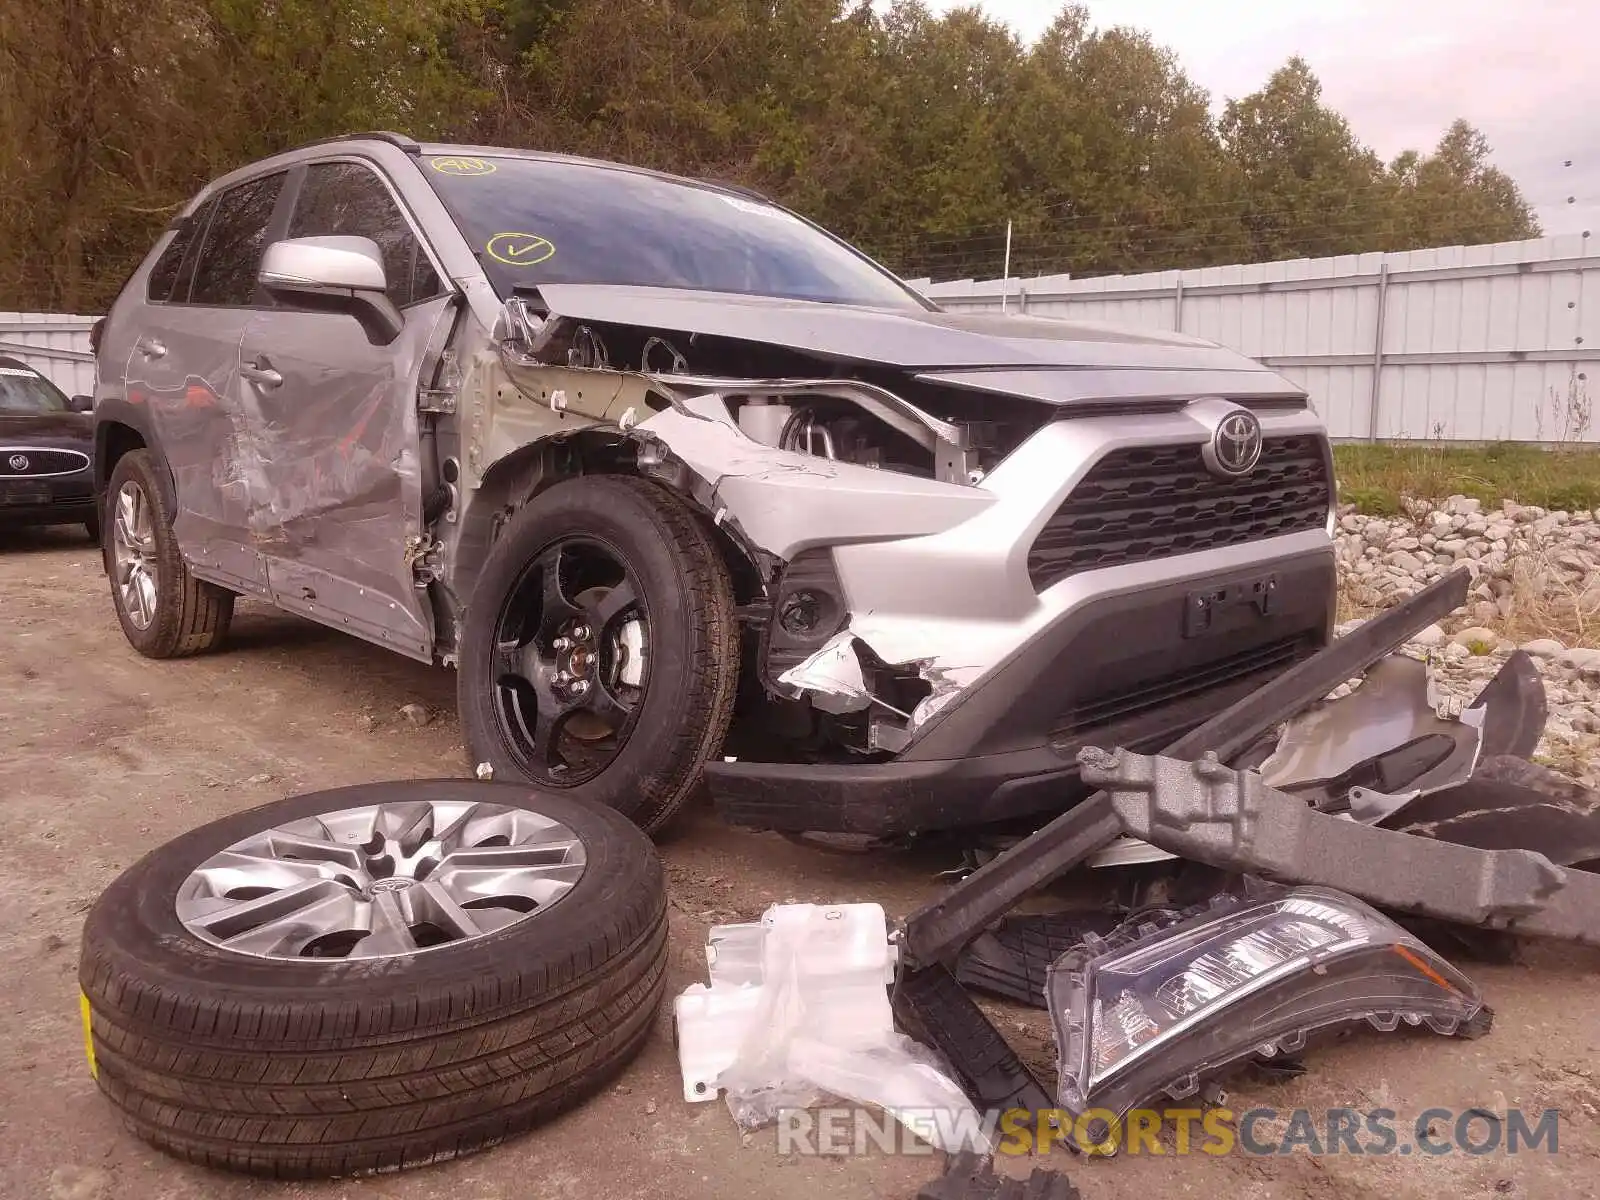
[147, 212, 200, 299]
[289, 162, 443, 308]
[189, 173, 287, 307]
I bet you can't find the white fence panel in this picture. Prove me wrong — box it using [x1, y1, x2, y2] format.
[0, 313, 97, 397]
[911, 233, 1599, 442]
[10, 231, 1600, 441]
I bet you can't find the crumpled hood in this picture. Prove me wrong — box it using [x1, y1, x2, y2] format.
[532, 283, 1288, 376]
[0, 412, 93, 448]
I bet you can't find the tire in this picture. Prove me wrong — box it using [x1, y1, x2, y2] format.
[104, 448, 233, 657]
[77, 779, 669, 1179]
[457, 474, 739, 836]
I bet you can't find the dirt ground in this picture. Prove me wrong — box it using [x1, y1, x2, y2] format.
[4, 525, 1600, 1200]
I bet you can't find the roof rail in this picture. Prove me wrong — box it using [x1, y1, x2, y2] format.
[288, 131, 422, 155]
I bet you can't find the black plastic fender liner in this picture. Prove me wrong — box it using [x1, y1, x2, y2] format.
[916, 1151, 1082, 1200]
[1467, 650, 1549, 760]
[891, 964, 1056, 1119]
[1384, 754, 1600, 867]
[900, 568, 1473, 970]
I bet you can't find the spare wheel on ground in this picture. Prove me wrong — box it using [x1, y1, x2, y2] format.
[76, 779, 668, 1178]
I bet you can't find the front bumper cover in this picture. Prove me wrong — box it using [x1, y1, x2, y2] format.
[708, 545, 1338, 837]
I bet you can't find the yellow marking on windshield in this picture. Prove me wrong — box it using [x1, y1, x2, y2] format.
[486, 233, 556, 267]
[430, 156, 496, 176]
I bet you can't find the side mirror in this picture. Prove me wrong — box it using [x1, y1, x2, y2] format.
[68, 394, 94, 413]
[259, 235, 404, 345]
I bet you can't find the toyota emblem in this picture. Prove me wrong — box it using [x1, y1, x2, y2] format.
[7, 453, 28, 472]
[1203, 409, 1263, 479]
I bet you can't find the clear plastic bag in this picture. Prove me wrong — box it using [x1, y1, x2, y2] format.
[676, 902, 991, 1154]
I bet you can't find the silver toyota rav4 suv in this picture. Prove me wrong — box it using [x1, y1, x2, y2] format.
[92, 132, 1338, 839]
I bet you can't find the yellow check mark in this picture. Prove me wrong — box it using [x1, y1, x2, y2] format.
[486, 233, 556, 267]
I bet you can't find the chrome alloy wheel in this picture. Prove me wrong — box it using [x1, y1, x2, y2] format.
[175, 799, 588, 960]
[111, 480, 158, 630]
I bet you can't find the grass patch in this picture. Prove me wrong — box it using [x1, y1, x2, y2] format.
[1334, 442, 1600, 514]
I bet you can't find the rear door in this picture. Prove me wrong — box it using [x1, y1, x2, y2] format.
[120, 170, 292, 594]
[236, 158, 457, 660]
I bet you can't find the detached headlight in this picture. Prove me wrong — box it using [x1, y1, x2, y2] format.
[1047, 885, 1489, 1150]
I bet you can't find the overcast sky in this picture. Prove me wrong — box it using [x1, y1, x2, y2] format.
[915, 0, 1595, 239]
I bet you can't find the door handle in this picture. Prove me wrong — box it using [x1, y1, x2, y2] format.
[240, 357, 282, 388]
[135, 337, 167, 359]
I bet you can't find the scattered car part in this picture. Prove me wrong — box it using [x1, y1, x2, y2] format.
[916, 1151, 1081, 1200]
[1046, 885, 1490, 1152]
[1260, 653, 1487, 820]
[1465, 650, 1548, 760]
[674, 902, 987, 1153]
[1077, 747, 1600, 946]
[1384, 754, 1600, 866]
[891, 963, 1056, 1118]
[900, 568, 1471, 972]
[953, 911, 1123, 1007]
[78, 780, 668, 1178]
[455, 474, 740, 834]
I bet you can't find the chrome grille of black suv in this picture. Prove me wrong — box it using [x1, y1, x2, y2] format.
[0, 448, 90, 477]
[1027, 435, 1332, 591]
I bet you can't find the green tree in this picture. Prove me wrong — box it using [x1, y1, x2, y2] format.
[1389, 119, 1540, 246]
[1217, 57, 1393, 262]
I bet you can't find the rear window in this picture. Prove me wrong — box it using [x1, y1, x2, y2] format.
[0, 361, 70, 414]
[419, 154, 929, 311]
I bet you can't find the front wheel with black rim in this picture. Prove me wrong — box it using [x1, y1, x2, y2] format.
[103, 448, 233, 657]
[457, 475, 739, 837]
[78, 779, 669, 1179]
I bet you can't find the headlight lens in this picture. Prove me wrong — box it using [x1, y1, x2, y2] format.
[1048, 885, 1488, 1149]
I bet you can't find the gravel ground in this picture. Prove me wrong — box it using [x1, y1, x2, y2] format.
[3, 522, 1599, 1200]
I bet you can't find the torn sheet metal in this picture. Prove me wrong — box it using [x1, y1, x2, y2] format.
[1078, 747, 1600, 947]
[777, 632, 873, 714]
[632, 400, 993, 561]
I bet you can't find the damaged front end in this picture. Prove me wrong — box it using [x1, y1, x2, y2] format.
[446, 288, 1338, 839]
[438, 283, 1337, 838]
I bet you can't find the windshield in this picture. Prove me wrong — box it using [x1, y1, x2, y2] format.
[0, 362, 70, 414]
[420, 154, 929, 311]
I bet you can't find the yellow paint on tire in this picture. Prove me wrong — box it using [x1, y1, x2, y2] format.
[79, 991, 98, 1079]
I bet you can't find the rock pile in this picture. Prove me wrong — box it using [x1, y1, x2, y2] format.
[1333, 495, 1600, 785]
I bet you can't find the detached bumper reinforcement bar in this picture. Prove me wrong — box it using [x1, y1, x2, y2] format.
[900, 568, 1473, 969]
[1079, 748, 1600, 943]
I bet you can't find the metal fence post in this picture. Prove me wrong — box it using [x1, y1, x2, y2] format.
[1366, 263, 1390, 441]
[1173, 278, 1184, 332]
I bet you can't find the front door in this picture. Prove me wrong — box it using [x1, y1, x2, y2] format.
[237, 159, 457, 661]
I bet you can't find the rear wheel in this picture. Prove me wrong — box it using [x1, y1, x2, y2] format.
[458, 475, 739, 836]
[104, 448, 232, 657]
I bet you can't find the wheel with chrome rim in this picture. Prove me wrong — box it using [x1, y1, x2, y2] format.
[110, 478, 158, 631]
[458, 474, 739, 836]
[78, 779, 668, 1178]
[103, 448, 233, 657]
